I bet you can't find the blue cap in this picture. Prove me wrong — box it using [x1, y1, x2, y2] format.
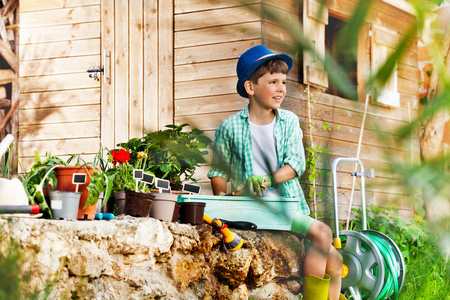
[236, 45, 293, 98]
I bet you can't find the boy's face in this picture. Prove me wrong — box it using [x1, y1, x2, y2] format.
[245, 72, 287, 111]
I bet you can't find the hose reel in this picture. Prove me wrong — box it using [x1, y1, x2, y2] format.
[332, 158, 406, 300]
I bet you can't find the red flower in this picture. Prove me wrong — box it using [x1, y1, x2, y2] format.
[111, 149, 131, 165]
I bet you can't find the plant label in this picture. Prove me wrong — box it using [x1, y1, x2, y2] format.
[72, 173, 86, 185]
[142, 173, 155, 185]
[182, 183, 201, 194]
[133, 169, 144, 180]
[51, 200, 62, 210]
[155, 178, 170, 190]
[160, 187, 171, 193]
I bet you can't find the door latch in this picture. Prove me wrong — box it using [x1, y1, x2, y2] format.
[87, 66, 104, 81]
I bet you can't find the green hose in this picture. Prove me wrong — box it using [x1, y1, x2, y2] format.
[340, 234, 402, 300]
[365, 234, 400, 300]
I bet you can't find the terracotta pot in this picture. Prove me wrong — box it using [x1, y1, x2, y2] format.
[55, 166, 98, 220]
[114, 191, 126, 215]
[179, 202, 206, 225]
[124, 190, 155, 217]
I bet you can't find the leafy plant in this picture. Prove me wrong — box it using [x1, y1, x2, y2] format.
[346, 204, 433, 261]
[21, 152, 68, 218]
[119, 123, 212, 190]
[105, 148, 150, 194]
[0, 139, 14, 179]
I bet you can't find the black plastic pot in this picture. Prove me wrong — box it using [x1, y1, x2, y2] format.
[179, 202, 206, 225]
[125, 190, 155, 217]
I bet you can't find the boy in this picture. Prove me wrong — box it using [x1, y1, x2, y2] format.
[208, 45, 346, 300]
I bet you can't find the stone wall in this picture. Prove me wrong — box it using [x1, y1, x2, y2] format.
[0, 216, 306, 299]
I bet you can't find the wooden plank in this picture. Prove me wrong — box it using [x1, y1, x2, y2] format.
[175, 111, 238, 131]
[20, 55, 100, 77]
[175, 94, 246, 116]
[175, 4, 261, 31]
[100, 0, 115, 150]
[373, 26, 399, 48]
[19, 121, 100, 141]
[175, 59, 237, 82]
[19, 105, 100, 125]
[20, 73, 100, 93]
[20, 5, 100, 28]
[398, 63, 418, 82]
[18, 154, 97, 173]
[263, 0, 300, 14]
[293, 99, 410, 134]
[0, 39, 19, 72]
[0, 69, 14, 84]
[19, 88, 100, 109]
[18, 137, 101, 158]
[158, 0, 175, 128]
[143, 0, 159, 132]
[262, 3, 300, 29]
[20, 22, 100, 45]
[114, 0, 129, 144]
[175, 39, 261, 65]
[174, 22, 261, 48]
[129, 0, 144, 138]
[287, 83, 417, 122]
[20, 0, 101, 12]
[0, 86, 6, 99]
[174, 0, 260, 14]
[263, 22, 296, 52]
[398, 77, 418, 96]
[0, 99, 11, 108]
[175, 77, 236, 99]
[20, 39, 100, 61]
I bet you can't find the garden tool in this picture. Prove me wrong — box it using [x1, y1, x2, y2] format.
[0, 205, 40, 214]
[303, 273, 330, 300]
[203, 214, 243, 252]
[332, 157, 405, 300]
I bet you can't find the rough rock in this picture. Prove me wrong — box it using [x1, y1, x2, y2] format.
[0, 215, 306, 299]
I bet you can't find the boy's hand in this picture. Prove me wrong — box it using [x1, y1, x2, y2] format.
[234, 175, 274, 197]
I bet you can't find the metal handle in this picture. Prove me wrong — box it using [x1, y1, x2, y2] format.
[332, 158, 367, 240]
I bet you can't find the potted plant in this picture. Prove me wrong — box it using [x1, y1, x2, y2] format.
[21, 152, 115, 220]
[21, 152, 68, 219]
[105, 148, 154, 217]
[118, 123, 212, 221]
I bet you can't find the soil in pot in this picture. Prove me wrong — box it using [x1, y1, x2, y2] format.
[179, 202, 206, 225]
[55, 166, 97, 220]
[149, 192, 178, 222]
[50, 190, 81, 220]
[125, 190, 155, 217]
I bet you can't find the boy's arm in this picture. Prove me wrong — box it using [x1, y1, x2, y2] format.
[272, 164, 297, 184]
[211, 176, 228, 195]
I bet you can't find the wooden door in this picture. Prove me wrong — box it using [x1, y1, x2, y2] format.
[101, 0, 173, 150]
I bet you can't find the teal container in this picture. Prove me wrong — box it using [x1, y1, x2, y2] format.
[177, 195, 300, 230]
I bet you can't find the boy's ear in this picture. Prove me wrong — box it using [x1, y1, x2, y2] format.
[244, 80, 255, 96]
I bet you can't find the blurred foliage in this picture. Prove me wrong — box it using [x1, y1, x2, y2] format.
[256, 0, 450, 251]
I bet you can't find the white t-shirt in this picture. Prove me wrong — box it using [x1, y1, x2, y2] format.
[249, 118, 279, 196]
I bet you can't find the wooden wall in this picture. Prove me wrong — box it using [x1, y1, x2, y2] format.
[174, 0, 419, 221]
[17, 0, 419, 221]
[18, 0, 101, 170]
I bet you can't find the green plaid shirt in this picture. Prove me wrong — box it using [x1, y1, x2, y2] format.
[208, 106, 310, 215]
